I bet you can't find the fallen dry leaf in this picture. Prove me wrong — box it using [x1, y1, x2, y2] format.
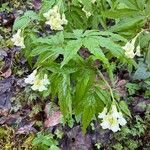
[0, 68, 12, 78]
[114, 79, 127, 97]
[44, 111, 62, 128]
[16, 122, 37, 134]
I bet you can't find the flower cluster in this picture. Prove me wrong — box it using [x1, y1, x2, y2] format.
[43, 5, 68, 30]
[98, 104, 127, 132]
[92, 0, 96, 4]
[82, 7, 91, 18]
[11, 29, 25, 48]
[122, 35, 141, 58]
[25, 70, 50, 92]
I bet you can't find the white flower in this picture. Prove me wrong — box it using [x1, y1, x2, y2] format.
[25, 70, 50, 92]
[61, 13, 68, 25]
[11, 29, 25, 48]
[24, 70, 37, 84]
[82, 7, 91, 18]
[31, 74, 50, 92]
[117, 112, 127, 126]
[135, 45, 141, 56]
[42, 74, 50, 85]
[99, 104, 127, 132]
[111, 104, 121, 118]
[92, 0, 96, 3]
[98, 107, 107, 119]
[101, 114, 120, 132]
[43, 5, 68, 30]
[43, 5, 59, 20]
[122, 41, 135, 58]
[122, 33, 141, 58]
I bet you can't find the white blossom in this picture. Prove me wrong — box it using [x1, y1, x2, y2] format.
[98, 107, 107, 119]
[43, 5, 68, 30]
[25, 71, 50, 92]
[122, 41, 135, 58]
[122, 34, 141, 59]
[92, 0, 96, 3]
[99, 104, 127, 132]
[11, 29, 25, 48]
[24, 70, 37, 84]
[82, 7, 91, 18]
[117, 112, 127, 126]
[135, 45, 141, 56]
[101, 114, 120, 132]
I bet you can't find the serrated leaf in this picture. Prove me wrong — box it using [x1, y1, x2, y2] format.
[30, 45, 51, 56]
[46, 62, 77, 74]
[13, 11, 38, 31]
[74, 69, 95, 105]
[81, 90, 104, 133]
[61, 40, 82, 67]
[103, 9, 138, 19]
[58, 74, 72, 116]
[119, 101, 131, 117]
[95, 87, 107, 105]
[117, 0, 139, 10]
[82, 102, 95, 134]
[13, 17, 30, 31]
[109, 16, 145, 32]
[83, 37, 109, 64]
[98, 36, 124, 58]
[34, 51, 58, 67]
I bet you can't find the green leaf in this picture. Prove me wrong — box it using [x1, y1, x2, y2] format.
[65, 6, 88, 29]
[109, 16, 145, 32]
[117, 0, 139, 10]
[35, 51, 58, 67]
[81, 90, 104, 133]
[133, 63, 150, 80]
[58, 74, 72, 116]
[83, 37, 109, 64]
[95, 87, 110, 105]
[50, 145, 60, 150]
[46, 62, 78, 74]
[13, 11, 38, 31]
[98, 36, 124, 58]
[74, 69, 95, 106]
[61, 40, 82, 67]
[30, 45, 51, 56]
[119, 101, 131, 117]
[82, 100, 95, 133]
[103, 9, 138, 19]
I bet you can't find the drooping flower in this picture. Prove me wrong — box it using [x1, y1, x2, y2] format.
[122, 34, 141, 59]
[117, 112, 127, 126]
[11, 29, 25, 48]
[82, 7, 91, 18]
[31, 74, 50, 92]
[98, 107, 107, 119]
[101, 114, 120, 132]
[43, 5, 68, 30]
[92, 0, 96, 4]
[98, 104, 127, 132]
[25, 70, 50, 92]
[135, 45, 141, 56]
[24, 70, 37, 84]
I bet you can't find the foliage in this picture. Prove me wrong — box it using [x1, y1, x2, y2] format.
[10, 0, 150, 134]
[32, 132, 60, 150]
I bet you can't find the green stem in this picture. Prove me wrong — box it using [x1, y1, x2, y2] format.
[97, 69, 115, 102]
[144, 42, 150, 63]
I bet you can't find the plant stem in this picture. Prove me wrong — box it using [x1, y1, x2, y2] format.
[97, 69, 115, 102]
